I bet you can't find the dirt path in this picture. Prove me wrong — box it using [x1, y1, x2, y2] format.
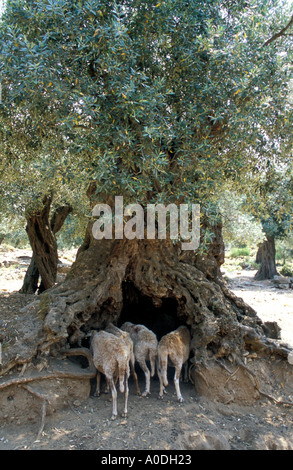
[1, 373, 293, 451]
[0, 248, 293, 451]
[224, 269, 293, 348]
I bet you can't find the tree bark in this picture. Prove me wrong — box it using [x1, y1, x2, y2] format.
[20, 197, 72, 294]
[26, 195, 58, 292]
[254, 235, 278, 280]
[19, 256, 40, 294]
[20, 202, 72, 294]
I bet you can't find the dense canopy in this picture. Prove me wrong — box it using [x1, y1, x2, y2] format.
[0, 0, 292, 218]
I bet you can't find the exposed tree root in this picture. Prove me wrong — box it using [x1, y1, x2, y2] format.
[238, 362, 293, 407]
[190, 357, 293, 407]
[22, 384, 50, 440]
[0, 348, 96, 438]
[0, 348, 96, 391]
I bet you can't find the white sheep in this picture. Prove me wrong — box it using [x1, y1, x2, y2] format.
[121, 322, 158, 397]
[105, 322, 141, 395]
[90, 330, 130, 419]
[157, 325, 191, 403]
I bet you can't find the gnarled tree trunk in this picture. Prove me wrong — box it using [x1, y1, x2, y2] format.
[13, 220, 267, 359]
[20, 199, 72, 294]
[255, 235, 278, 280]
[58, 224, 260, 360]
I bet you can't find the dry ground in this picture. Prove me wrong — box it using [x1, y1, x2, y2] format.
[0, 247, 293, 451]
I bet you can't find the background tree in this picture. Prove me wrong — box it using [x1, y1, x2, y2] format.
[0, 152, 90, 291]
[243, 163, 293, 280]
[0, 0, 292, 372]
[218, 163, 293, 280]
[218, 190, 264, 251]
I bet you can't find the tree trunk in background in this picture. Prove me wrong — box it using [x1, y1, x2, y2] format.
[25, 195, 58, 292]
[254, 235, 278, 280]
[19, 256, 40, 294]
[20, 197, 72, 294]
[37, 203, 73, 293]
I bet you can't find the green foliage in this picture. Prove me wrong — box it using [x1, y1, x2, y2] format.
[0, 216, 28, 247]
[56, 213, 87, 249]
[218, 190, 264, 248]
[229, 247, 250, 258]
[275, 234, 293, 263]
[0, 0, 292, 227]
[279, 264, 293, 277]
[242, 164, 293, 242]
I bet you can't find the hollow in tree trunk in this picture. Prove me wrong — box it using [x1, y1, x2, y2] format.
[254, 235, 278, 281]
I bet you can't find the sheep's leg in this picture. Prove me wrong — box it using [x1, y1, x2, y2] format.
[180, 361, 188, 382]
[138, 359, 151, 397]
[94, 371, 101, 397]
[174, 364, 184, 403]
[104, 373, 119, 394]
[108, 377, 118, 420]
[162, 361, 168, 388]
[157, 349, 169, 399]
[149, 348, 156, 378]
[183, 361, 189, 383]
[122, 373, 129, 418]
[157, 362, 165, 399]
[157, 357, 167, 399]
[142, 369, 150, 397]
[130, 356, 141, 396]
[118, 369, 125, 394]
[104, 378, 110, 394]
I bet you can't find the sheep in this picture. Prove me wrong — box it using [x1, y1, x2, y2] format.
[90, 330, 130, 420]
[121, 322, 158, 397]
[105, 322, 141, 395]
[157, 325, 191, 403]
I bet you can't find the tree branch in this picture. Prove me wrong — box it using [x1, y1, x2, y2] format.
[262, 14, 293, 47]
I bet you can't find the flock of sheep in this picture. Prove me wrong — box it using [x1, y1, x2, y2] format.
[89, 322, 191, 420]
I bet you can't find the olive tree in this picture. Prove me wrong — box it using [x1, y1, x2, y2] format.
[0, 0, 292, 373]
